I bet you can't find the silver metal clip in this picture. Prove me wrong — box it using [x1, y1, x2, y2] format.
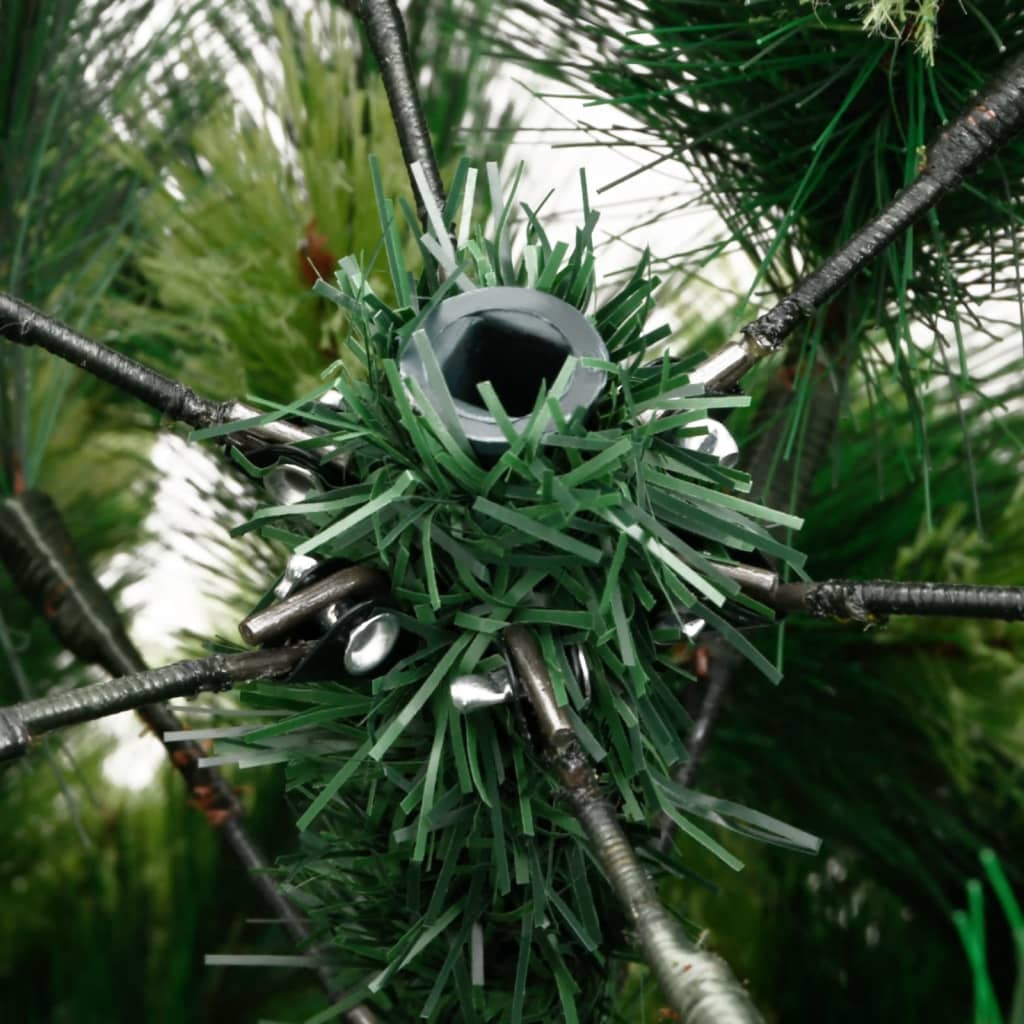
[450, 642, 591, 719]
[242, 561, 399, 677]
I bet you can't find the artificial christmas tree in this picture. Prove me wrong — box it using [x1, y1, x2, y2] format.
[1, 0, 1023, 1021]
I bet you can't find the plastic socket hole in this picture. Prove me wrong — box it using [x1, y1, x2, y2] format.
[401, 286, 609, 459]
[444, 312, 569, 417]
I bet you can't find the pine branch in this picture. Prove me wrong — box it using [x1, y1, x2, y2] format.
[351, 0, 446, 220]
[0, 293, 339, 455]
[0, 647, 309, 759]
[709, 563, 1024, 624]
[0, 488, 378, 1021]
[746, 47, 1024, 347]
[503, 626, 764, 1023]
[692, 48, 1024, 390]
[774, 579, 1024, 623]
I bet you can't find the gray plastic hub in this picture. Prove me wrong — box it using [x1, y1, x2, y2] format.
[400, 286, 609, 458]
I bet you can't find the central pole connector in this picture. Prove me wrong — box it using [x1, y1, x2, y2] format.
[400, 286, 609, 458]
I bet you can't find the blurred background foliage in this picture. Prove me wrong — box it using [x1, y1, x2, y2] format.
[1, 0, 1023, 1020]
[0, 745, 325, 1023]
[109, 1, 510, 403]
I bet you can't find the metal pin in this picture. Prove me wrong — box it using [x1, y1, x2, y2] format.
[264, 463, 324, 506]
[710, 560, 778, 602]
[450, 668, 515, 714]
[224, 401, 331, 449]
[317, 388, 345, 411]
[687, 335, 769, 393]
[655, 561, 779, 641]
[680, 417, 740, 467]
[239, 566, 389, 646]
[682, 617, 707, 640]
[274, 554, 319, 601]
[567, 645, 591, 704]
[222, 400, 349, 470]
[343, 610, 401, 676]
[265, 558, 401, 677]
[274, 554, 349, 632]
[503, 625, 573, 749]
[470, 922, 485, 987]
[654, 611, 707, 642]
[452, 645, 590, 715]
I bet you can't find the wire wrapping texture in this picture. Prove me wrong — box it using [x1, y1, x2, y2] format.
[776, 579, 1024, 623]
[504, 627, 764, 1023]
[0, 292, 226, 427]
[742, 51, 1024, 352]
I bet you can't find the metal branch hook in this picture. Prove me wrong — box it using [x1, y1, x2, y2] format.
[501, 625, 764, 1024]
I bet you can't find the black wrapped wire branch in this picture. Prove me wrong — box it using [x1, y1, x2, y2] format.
[711, 560, 1024, 624]
[0, 292, 225, 428]
[350, 0, 446, 220]
[503, 626, 764, 1024]
[0, 490, 379, 1023]
[0, 646, 309, 761]
[692, 48, 1024, 390]
[0, 293, 338, 457]
[774, 579, 1024, 624]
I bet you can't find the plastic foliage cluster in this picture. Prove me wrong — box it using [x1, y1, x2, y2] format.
[228, 160, 817, 1019]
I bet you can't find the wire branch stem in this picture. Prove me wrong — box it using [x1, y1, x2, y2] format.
[503, 627, 762, 1024]
[693, 559, 1024, 624]
[692, 50, 1024, 390]
[0, 646, 308, 759]
[654, 642, 740, 855]
[0, 489, 378, 1022]
[748, 49, 1024, 348]
[352, 0, 446, 221]
[0, 295, 343, 463]
[0, 292, 226, 427]
[774, 578, 1024, 623]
